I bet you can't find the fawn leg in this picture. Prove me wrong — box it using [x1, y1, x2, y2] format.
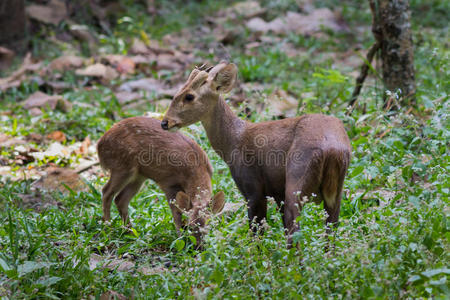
[114, 177, 145, 226]
[101, 170, 135, 222]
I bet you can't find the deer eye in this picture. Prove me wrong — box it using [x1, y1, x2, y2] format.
[184, 94, 195, 102]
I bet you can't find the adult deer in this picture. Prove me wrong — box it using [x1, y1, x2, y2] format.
[161, 62, 351, 246]
[97, 117, 225, 246]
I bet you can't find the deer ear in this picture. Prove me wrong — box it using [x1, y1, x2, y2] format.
[175, 191, 191, 212]
[210, 191, 225, 214]
[187, 68, 200, 82]
[212, 63, 238, 93]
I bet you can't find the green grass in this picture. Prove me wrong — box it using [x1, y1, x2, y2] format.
[0, 0, 449, 298]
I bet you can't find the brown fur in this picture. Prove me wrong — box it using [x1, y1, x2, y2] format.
[162, 63, 351, 247]
[97, 116, 224, 246]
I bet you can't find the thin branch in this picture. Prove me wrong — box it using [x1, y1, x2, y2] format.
[75, 161, 100, 174]
[347, 0, 382, 113]
[349, 42, 380, 107]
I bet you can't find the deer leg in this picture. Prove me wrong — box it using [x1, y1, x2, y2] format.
[230, 167, 266, 234]
[101, 170, 135, 222]
[321, 156, 347, 230]
[284, 148, 323, 248]
[247, 190, 267, 234]
[162, 187, 183, 233]
[102, 170, 137, 221]
[323, 189, 342, 230]
[322, 176, 344, 253]
[273, 196, 287, 229]
[114, 177, 145, 226]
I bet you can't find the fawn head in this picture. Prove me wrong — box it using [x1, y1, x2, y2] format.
[173, 190, 225, 247]
[162, 62, 238, 131]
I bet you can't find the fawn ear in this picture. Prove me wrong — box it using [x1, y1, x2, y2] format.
[211, 63, 238, 93]
[210, 191, 225, 214]
[175, 191, 191, 212]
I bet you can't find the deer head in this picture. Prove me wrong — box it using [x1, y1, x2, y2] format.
[161, 62, 238, 131]
[173, 190, 225, 246]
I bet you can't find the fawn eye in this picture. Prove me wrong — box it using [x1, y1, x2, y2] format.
[185, 94, 195, 102]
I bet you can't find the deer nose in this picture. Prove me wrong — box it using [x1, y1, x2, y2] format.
[161, 119, 169, 130]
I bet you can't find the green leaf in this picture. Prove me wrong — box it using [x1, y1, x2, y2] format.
[18, 261, 53, 277]
[292, 231, 302, 244]
[408, 196, 421, 208]
[272, 251, 282, 263]
[353, 136, 368, 146]
[35, 276, 63, 286]
[188, 235, 197, 246]
[171, 239, 185, 252]
[393, 140, 404, 152]
[130, 227, 139, 238]
[421, 268, 450, 278]
[211, 267, 224, 284]
[408, 275, 422, 283]
[0, 258, 12, 273]
[422, 234, 434, 250]
[0, 257, 16, 278]
[351, 165, 364, 177]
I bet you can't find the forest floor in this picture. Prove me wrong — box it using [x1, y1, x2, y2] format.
[0, 0, 448, 298]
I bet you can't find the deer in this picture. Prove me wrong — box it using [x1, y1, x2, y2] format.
[161, 62, 351, 247]
[97, 116, 225, 246]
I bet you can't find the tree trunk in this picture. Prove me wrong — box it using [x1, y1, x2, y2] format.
[0, 0, 26, 52]
[377, 0, 416, 105]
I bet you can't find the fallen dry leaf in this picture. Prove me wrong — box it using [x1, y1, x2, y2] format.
[25, 133, 44, 144]
[30, 142, 70, 160]
[29, 107, 43, 116]
[99, 291, 127, 300]
[247, 8, 346, 35]
[114, 91, 142, 104]
[119, 77, 164, 92]
[74, 159, 99, 174]
[26, 0, 67, 25]
[0, 133, 26, 148]
[48, 55, 85, 72]
[0, 53, 42, 91]
[23, 91, 72, 112]
[130, 54, 156, 65]
[77, 136, 91, 156]
[44, 80, 72, 92]
[214, 26, 240, 44]
[155, 54, 183, 71]
[47, 131, 66, 143]
[246, 17, 278, 34]
[0, 46, 15, 70]
[116, 57, 135, 74]
[89, 254, 168, 276]
[119, 78, 178, 98]
[225, 1, 267, 20]
[75, 63, 118, 81]
[32, 167, 88, 194]
[129, 38, 149, 55]
[89, 254, 134, 272]
[103, 55, 135, 75]
[297, 0, 316, 13]
[68, 23, 98, 53]
[265, 89, 298, 117]
[129, 37, 174, 56]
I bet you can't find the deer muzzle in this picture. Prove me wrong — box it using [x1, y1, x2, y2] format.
[161, 118, 180, 132]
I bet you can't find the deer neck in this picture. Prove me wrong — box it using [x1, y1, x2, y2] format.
[201, 97, 246, 163]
